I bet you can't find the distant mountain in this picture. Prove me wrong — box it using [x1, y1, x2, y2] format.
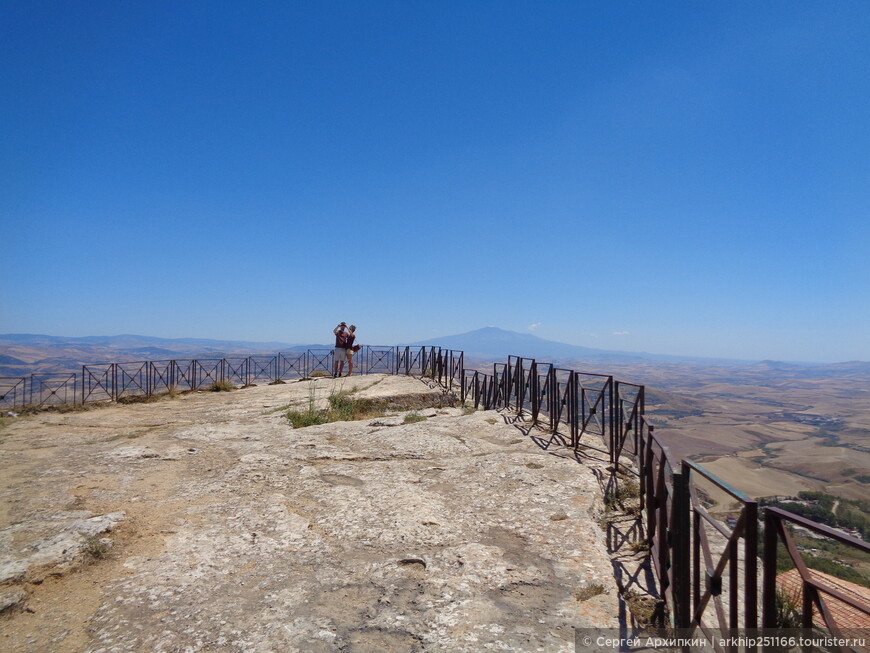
[407, 327, 663, 363]
[753, 359, 870, 379]
[0, 333, 298, 351]
[5, 330, 865, 377]
[407, 328, 870, 372]
[0, 334, 304, 376]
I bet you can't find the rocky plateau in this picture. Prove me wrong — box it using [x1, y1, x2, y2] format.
[0, 374, 625, 652]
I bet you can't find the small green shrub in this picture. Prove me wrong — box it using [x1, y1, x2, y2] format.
[574, 583, 606, 601]
[286, 409, 328, 428]
[287, 381, 325, 428]
[629, 539, 650, 554]
[328, 393, 357, 421]
[618, 479, 640, 501]
[403, 411, 426, 424]
[117, 394, 158, 404]
[623, 589, 663, 627]
[773, 588, 801, 629]
[208, 380, 235, 392]
[84, 535, 108, 560]
[605, 477, 641, 512]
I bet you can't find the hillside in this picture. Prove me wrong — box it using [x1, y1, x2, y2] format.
[0, 334, 304, 376]
[409, 327, 680, 363]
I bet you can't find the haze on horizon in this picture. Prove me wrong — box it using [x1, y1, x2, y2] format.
[2, 2, 868, 364]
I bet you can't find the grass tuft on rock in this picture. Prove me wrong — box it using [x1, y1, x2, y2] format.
[84, 535, 108, 560]
[286, 386, 450, 429]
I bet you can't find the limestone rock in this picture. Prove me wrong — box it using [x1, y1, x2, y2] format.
[0, 374, 618, 652]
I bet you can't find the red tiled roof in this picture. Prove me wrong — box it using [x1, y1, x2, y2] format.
[777, 568, 870, 629]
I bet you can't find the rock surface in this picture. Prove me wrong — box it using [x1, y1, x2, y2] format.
[0, 374, 619, 652]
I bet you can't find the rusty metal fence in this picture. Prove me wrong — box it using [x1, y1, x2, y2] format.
[3, 345, 867, 637]
[459, 353, 869, 639]
[763, 508, 870, 635]
[0, 346, 434, 408]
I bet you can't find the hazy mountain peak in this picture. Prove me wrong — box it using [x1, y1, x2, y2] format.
[407, 327, 628, 362]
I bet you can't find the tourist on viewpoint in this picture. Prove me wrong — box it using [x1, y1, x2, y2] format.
[344, 325, 359, 376]
[333, 322, 348, 377]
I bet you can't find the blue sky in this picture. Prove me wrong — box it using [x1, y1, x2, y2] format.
[2, 1, 868, 362]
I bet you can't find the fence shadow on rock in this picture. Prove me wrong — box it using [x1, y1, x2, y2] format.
[458, 354, 869, 637]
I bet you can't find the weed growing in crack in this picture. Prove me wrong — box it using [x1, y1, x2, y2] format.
[574, 583, 606, 601]
[84, 535, 108, 560]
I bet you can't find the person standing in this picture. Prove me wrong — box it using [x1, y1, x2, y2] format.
[344, 325, 358, 376]
[333, 322, 348, 377]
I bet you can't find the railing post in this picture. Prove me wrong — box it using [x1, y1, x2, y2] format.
[644, 425, 656, 537]
[569, 372, 578, 447]
[547, 367, 556, 432]
[613, 382, 621, 467]
[637, 385, 645, 458]
[762, 509, 778, 629]
[530, 361, 540, 423]
[656, 462, 669, 609]
[693, 491, 701, 621]
[608, 377, 615, 466]
[801, 583, 814, 628]
[608, 381, 620, 466]
[673, 463, 691, 628]
[744, 499, 759, 630]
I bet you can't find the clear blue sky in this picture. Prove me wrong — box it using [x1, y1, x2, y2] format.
[2, 1, 868, 362]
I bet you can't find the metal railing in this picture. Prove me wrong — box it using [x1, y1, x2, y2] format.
[683, 460, 759, 634]
[763, 508, 870, 634]
[3, 345, 867, 637]
[0, 346, 435, 408]
[457, 353, 869, 638]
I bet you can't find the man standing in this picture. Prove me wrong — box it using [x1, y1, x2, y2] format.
[333, 322, 348, 377]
